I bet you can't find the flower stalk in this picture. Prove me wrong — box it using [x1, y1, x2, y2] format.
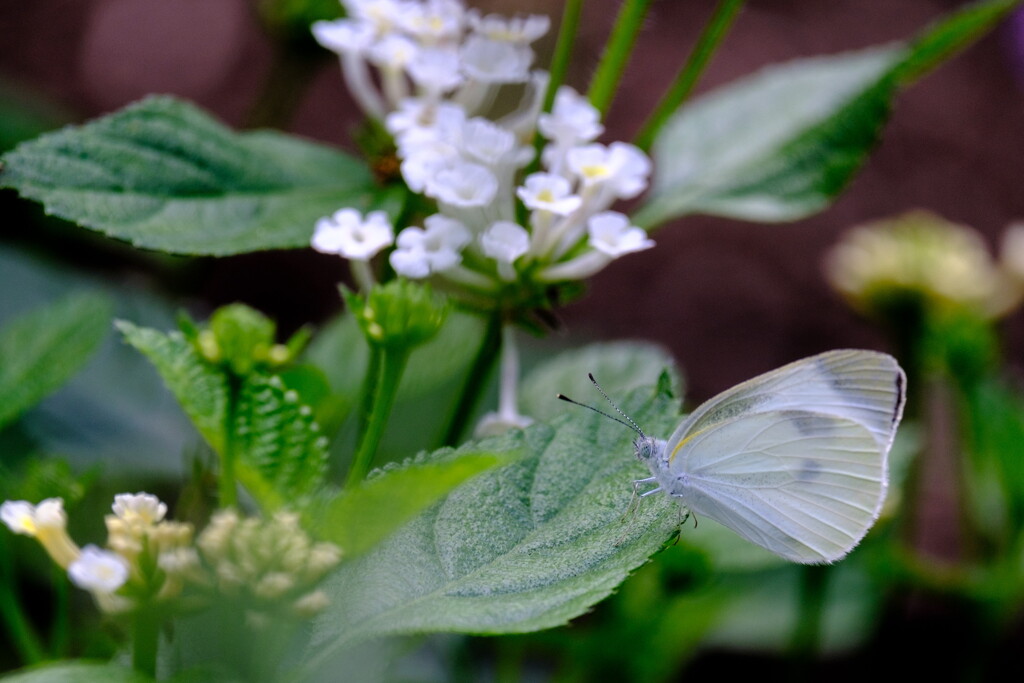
[587, 0, 654, 116]
[634, 0, 745, 152]
[346, 346, 410, 488]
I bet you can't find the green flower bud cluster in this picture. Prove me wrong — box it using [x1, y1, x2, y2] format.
[184, 304, 311, 376]
[344, 280, 448, 351]
[196, 509, 342, 620]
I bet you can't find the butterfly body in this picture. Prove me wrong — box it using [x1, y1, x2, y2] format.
[630, 350, 905, 564]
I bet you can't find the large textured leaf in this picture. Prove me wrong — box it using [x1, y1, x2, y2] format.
[0, 292, 112, 430]
[0, 662, 150, 682]
[634, 0, 1020, 227]
[116, 320, 229, 452]
[0, 96, 398, 255]
[305, 383, 683, 671]
[315, 450, 518, 558]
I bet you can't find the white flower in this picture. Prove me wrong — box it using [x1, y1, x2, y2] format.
[468, 10, 550, 44]
[538, 86, 603, 146]
[111, 492, 167, 526]
[587, 212, 654, 257]
[481, 221, 529, 280]
[459, 35, 533, 83]
[424, 160, 498, 207]
[311, 19, 376, 56]
[517, 173, 582, 215]
[397, 0, 465, 43]
[1, 498, 66, 536]
[312, 209, 394, 260]
[408, 48, 465, 93]
[567, 142, 651, 199]
[68, 545, 129, 594]
[474, 410, 533, 437]
[368, 34, 419, 70]
[390, 214, 472, 278]
[460, 118, 519, 166]
[343, 0, 405, 34]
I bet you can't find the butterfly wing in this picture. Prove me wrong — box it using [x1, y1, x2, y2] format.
[669, 410, 886, 563]
[666, 349, 905, 452]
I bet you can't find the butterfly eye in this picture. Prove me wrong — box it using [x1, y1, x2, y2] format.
[633, 437, 655, 461]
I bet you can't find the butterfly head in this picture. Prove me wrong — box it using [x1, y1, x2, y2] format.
[633, 435, 662, 463]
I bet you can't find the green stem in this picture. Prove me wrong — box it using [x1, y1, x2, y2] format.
[587, 0, 654, 116]
[788, 564, 828, 679]
[438, 311, 503, 448]
[219, 376, 241, 508]
[346, 347, 410, 487]
[0, 537, 45, 664]
[634, 0, 744, 152]
[544, 0, 586, 113]
[50, 565, 68, 658]
[131, 609, 160, 678]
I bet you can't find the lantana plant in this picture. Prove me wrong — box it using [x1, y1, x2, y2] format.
[0, 0, 1018, 680]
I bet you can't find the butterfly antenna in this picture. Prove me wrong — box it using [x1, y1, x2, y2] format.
[587, 373, 648, 437]
[555, 374, 646, 438]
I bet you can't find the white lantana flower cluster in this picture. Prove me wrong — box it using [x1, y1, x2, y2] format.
[311, 0, 654, 295]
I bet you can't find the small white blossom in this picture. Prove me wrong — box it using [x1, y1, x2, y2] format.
[408, 48, 465, 93]
[424, 160, 498, 207]
[587, 212, 654, 257]
[517, 173, 582, 215]
[311, 19, 376, 56]
[481, 221, 529, 281]
[1, 498, 66, 536]
[468, 10, 550, 44]
[368, 33, 419, 70]
[538, 86, 603, 147]
[459, 35, 533, 83]
[398, 0, 465, 42]
[111, 492, 167, 526]
[343, 0, 406, 34]
[567, 142, 651, 199]
[460, 118, 519, 166]
[68, 545, 129, 594]
[312, 209, 394, 260]
[390, 214, 472, 278]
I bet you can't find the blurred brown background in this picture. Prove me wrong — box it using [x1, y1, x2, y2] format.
[2, 0, 1023, 403]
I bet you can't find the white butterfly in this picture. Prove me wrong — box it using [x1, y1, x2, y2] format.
[566, 349, 906, 564]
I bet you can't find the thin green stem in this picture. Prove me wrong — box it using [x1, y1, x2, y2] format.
[587, 0, 654, 116]
[346, 347, 410, 487]
[788, 564, 828, 679]
[544, 0, 586, 113]
[0, 537, 45, 664]
[219, 376, 241, 508]
[438, 311, 503, 448]
[634, 0, 745, 152]
[131, 609, 160, 678]
[50, 565, 68, 658]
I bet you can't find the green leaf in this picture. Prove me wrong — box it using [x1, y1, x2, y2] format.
[305, 383, 683, 670]
[634, 0, 1020, 227]
[0, 292, 112, 430]
[234, 372, 329, 499]
[0, 662, 151, 682]
[0, 95, 401, 255]
[314, 450, 517, 558]
[520, 341, 681, 420]
[116, 320, 229, 452]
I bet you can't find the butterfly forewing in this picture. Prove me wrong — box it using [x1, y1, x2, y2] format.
[668, 410, 886, 563]
[666, 349, 905, 456]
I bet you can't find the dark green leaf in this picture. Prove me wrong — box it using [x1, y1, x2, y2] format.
[305, 383, 682, 668]
[314, 450, 517, 557]
[0, 662, 151, 682]
[635, 0, 1020, 227]
[0, 292, 112, 430]
[0, 95, 401, 255]
[116, 320, 229, 452]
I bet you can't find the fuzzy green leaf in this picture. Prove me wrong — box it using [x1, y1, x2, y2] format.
[116, 320, 229, 452]
[0, 95, 400, 255]
[305, 383, 682, 669]
[0, 292, 112, 430]
[315, 451, 518, 558]
[635, 0, 1020, 227]
[0, 662, 151, 682]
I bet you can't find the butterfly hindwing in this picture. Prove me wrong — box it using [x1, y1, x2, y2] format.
[667, 409, 886, 564]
